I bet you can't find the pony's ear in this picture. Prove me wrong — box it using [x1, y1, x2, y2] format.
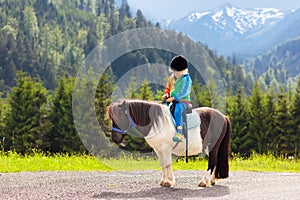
[121, 99, 127, 108]
[120, 100, 130, 113]
[106, 104, 113, 119]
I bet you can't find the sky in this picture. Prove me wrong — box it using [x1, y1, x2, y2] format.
[127, 0, 300, 20]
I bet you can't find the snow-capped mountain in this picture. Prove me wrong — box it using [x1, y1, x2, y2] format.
[161, 3, 298, 56]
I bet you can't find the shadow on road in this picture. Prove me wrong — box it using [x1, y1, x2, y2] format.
[93, 185, 230, 199]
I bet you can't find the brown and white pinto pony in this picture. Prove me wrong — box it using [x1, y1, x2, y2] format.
[108, 99, 231, 187]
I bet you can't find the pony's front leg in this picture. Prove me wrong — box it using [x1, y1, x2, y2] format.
[156, 146, 175, 187]
[160, 167, 167, 186]
[162, 163, 175, 187]
[161, 146, 175, 187]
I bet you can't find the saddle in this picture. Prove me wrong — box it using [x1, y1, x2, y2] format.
[169, 102, 201, 137]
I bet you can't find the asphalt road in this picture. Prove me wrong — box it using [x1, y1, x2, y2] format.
[0, 170, 299, 199]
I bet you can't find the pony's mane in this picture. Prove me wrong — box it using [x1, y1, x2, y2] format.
[109, 99, 165, 135]
[124, 99, 162, 106]
[126, 99, 164, 127]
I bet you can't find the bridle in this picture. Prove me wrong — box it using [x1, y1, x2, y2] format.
[111, 109, 137, 135]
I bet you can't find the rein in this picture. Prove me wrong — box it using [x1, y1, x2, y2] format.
[111, 110, 137, 135]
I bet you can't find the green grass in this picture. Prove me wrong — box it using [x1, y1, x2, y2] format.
[0, 151, 112, 172]
[0, 151, 299, 173]
[230, 153, 300, 172]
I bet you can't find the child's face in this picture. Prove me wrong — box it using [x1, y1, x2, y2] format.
[173, 70, 181, 78]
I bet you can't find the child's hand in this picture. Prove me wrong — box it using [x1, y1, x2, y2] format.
[162, 93, 169, 100]
[166, 97, 175, 103]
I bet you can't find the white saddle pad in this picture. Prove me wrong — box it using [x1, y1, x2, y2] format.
[170, 109, 201, 129]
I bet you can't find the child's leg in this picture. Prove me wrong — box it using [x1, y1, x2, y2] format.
[174, 102, 187, 134]
[174, 103, 182, 132]
[172, 103, 188, 142]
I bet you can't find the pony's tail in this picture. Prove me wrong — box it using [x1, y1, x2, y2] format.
[216, 116, 231, 178]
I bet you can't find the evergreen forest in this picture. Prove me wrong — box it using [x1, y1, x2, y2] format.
[0, 0, 299, 158]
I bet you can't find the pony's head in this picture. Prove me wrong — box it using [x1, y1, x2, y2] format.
[108, 99, 165, 145]
[108, 100, 129, 144]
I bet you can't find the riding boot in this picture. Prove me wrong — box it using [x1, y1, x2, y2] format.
[173, 126, 184, 142]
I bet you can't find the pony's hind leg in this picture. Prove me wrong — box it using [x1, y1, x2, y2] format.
[198, 166, 217, 187]
[198, 170, 211, 187]
[210, 166, 217, 185]
[199, 148, 218, 187]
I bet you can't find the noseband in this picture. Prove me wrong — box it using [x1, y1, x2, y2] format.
[111, 109, 137, 135]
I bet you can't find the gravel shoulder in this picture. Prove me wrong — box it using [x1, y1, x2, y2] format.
[0, 170, 299, 200]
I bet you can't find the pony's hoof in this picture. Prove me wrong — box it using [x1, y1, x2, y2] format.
[162, 182, 171, 187]
[160, 181, 164, 186]
[198, 182, 206, 187]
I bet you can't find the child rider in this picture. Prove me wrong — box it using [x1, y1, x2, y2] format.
[162, 55, 192, 142]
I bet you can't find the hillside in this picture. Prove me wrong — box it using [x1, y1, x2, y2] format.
[0, 0, 297, 95]
[0, 0, 153, 91]
[247, 36, 300, 78]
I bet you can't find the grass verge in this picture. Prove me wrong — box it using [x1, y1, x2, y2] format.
[0, 151, 299, 173]
[0, 151, 112, 172]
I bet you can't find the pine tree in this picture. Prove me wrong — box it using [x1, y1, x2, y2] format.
[154, 89, 164, 101]
[207, 78, 224, 110]
[231, 66, 245, 94]
[110, 9, 120, 35]
[21, 6, 39, 39]
[95, 69, 115, 133]
[134, 78, 154, 100]
[244, 73, 254, 95]
[119, 0, 131, 20]
[135, 10, 147, 28]
[227, 87, 249, 154]
[87, 0, 96, 15]
[40, 57, 56, 90]
[196, 84, 212, 108]
[248, 82, 266, 154]
[264, 88, 276, 154]
[125, 76, 138, 99]
[0, 93, 6, 151]
[291, 78, 300, 157]
[48, 77, 85, 153]
[273, 88, 294, 156]
[19, 35, 38, 76]
[84, 22, 98, 56]
[5, 72, 47, 153]
[190, 77, 201, 106]
[3, 60, 17, 87]
[73, 67, 116, 155]
[96, 13, 111, 43]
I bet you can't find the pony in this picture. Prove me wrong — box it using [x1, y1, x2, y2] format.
[108, 99, 231, 187]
